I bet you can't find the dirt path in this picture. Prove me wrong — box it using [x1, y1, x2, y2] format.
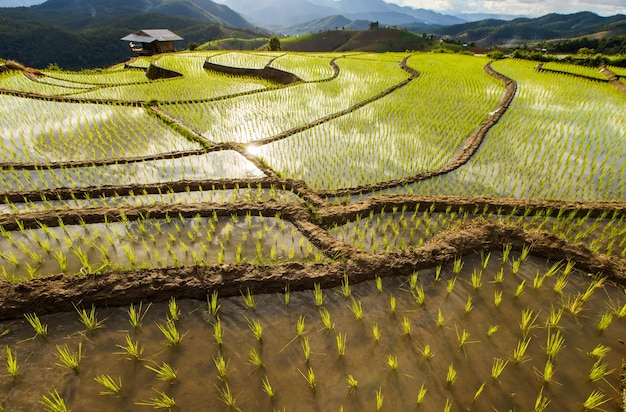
[0, 219, 621, 320]
[599, 66, 626, 95]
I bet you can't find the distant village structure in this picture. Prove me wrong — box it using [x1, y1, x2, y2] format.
[121, 29, 183, 56]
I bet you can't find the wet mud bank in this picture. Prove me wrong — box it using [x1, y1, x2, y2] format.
[204, 60, 303, 85]
[0, 220, 622, 320]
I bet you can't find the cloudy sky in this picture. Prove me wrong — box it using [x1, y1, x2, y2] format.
[390, 0, 626, 16]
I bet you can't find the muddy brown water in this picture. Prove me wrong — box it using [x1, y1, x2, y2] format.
[0, 254, 624, 411]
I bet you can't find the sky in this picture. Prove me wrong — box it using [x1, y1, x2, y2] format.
[390, 0, 626, 17]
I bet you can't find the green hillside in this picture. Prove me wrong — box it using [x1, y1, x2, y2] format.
[281, 28, 434, 52]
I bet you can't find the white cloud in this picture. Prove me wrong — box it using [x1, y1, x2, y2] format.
[389, 0, 626, 16]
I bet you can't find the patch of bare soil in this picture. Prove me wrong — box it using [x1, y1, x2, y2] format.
[0, 219, 622, 320]
[204, 60, 303, 85]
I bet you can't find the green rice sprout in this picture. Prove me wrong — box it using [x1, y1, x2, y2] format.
[336, 333, 347, 357]
[596, 311, 613, 333]
[513, 338, 532, 363]
[588, 359, 614, 382]
[128, 302, 151, 329]
[346, 374, 358, 395]
[436, 308, 445, 327]
[283, 284, 290, 306]
[5, 346, 18, 379]
[348, 298, 364, 320]
[434, 265, 442, 282]
[94, 374, 122, 397]
[546, 305, 564, 328]
[409, 272, 419, 290]
[241, 287, 255, 310]
[155, 320, 183, 346]
[319, 307, 334, 332]
[116, 334, 143, 361]
[146, 362, 178, 383]
[491, 358, 508, 380]
[588, 344, 611, 359]
[471, 269, 482, 291]
[494, 290, 503, 308]
[511, 258, 522, 275]
[520, 244, 531, 261]
[534, 387, 550, 412]
[387, 354, 398, 371]
[487, 325, 499, 337]
[533, 272, 547, 289]
[389, 295, 396, 314]
[248, 348, 264, 369]
[502, 244, 512, 262]
[545, 328, 565, 360]
[372, 323, 381, 342]
[246, 317, 263, 342]
[136, 389, 177, 409]
[296, 315, 306, 337]
[340, 273, 351, 298]
[313, 283, 324, 306]
[74, 303, 104, 332]
[418, 344, 434, 360]
[412, 283, 426, 306]
[55, 342, 81, 374]
[262, 375, 274, 398]
[216, 383, 236, 408]
[298, 367, 316, 391]
[493, 268, 504, 283]
[376, 387, 383, 412]
[446, 363, 457, 386]
[564, 293, 585, 316]
[581, 277, 605, 302]
[514, 280, 526, 298]
[375, 276, 383, 293]
[473, 382, 486, 402]
[401, 316, 411, 336]
[464, 294, 473, 314]
[539, 360, 556, 384]
[213, 354, 229, 381]
[446, 277, 457, 294]
[444, 398, 452, 412]
[519, 308, 540, 338]
[544, 261, 563, 278]
[452, 256, 463, 274]
[39, 389, 67, 412]
[24, 312, 47, 338]
[213, 317, 224, 346]
[301, 336, 311, 363]
[167, 297, 180, 322]
[416, 383, 427, 406]
[553, 272, 569, 294]
[481, 251, 491, 270]
[611, 302, 626, 318]
[207, 291, 220, 318]
[582, 389, 609, 410]
[456, 325, 474, 349]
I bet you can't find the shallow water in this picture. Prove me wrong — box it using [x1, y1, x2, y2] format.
[0, 215, 321, 279]
[0, 254, 624, 411]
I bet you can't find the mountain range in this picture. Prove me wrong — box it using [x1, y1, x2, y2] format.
[1, 0, 625, 70]
[214, 0, 465, 29]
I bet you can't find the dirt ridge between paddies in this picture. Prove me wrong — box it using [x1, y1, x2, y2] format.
[0, 219, 622, 320]
[599, 66, 626, 94]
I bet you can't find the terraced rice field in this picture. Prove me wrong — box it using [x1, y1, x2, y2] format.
[0, 51, 624, 411]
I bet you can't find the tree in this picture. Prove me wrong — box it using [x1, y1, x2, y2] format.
[268, 36, 281, 51]
[188, 42, 199, 51]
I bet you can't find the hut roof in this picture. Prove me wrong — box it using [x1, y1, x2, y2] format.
[121, 29, 183, 43]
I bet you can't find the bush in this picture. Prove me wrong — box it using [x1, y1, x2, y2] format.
[487, 51, 505, 60]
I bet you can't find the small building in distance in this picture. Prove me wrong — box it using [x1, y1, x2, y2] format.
[121, 29, 183, 56]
